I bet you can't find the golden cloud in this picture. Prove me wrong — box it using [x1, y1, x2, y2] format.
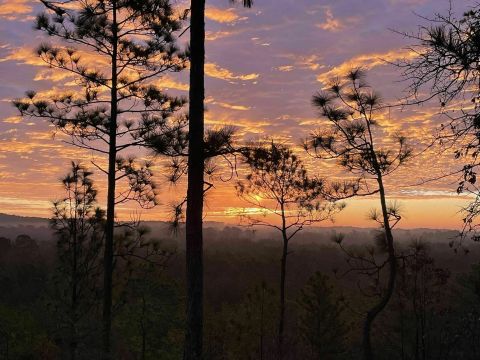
[206, 96, 250, 111]
[154, 76, 189, 91]
[205, 63, 259, 81]
[206, 30, 234, 41]
[3, 116, 22, 124]
[33, 68, 76, 82]
[205, 7, 240, 23]
[275, 54, 323, 73]
[0, 46, 44, 66]
[317, 49, 417, 84]
[316, 8, 344, 32]
[0, 0, 32, 20]
[315, 7, 359, 33]
[275, 65, 294, 72]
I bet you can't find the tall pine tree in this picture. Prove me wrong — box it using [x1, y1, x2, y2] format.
[14, 1, 188, 358]
[306, 69, 412, 359]
[185, 1, 252, 357]
[50, 162, 105, 360]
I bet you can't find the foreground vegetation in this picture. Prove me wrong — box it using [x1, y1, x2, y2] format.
[0, 225, 480, 359]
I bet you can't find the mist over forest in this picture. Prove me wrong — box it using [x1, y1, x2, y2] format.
[0, 213, 462, 246]
[2, 213, 480, 358]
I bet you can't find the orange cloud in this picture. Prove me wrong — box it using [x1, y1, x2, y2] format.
[0, 46, 44, 66]
[205, 7, 241, 23]
[317, 49, 417, 84]
[206, 30, 234, 41]
[316, 8, 344, 32]
[206, 96, 250, 111]
[275, 54, 323, 73]
[0, 0, 33, 20]
[154, 76, 189, 91]
[3, 116, 22, 124]
[205, 63, 259, 81]
[275, 65, 294, 72]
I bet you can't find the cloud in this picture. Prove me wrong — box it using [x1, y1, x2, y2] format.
[315, 6, 359, 33]
[1, 44, 111, 73]
[275, 54, 322, 72]
[250, 37, 271, 47]
[275, 65, 294, 72]
[33, 68, 76, 82]
[317, 49, 417, 84]
[204, 113, 268, 135]
[205, 7, 241, 23]
[398, 189, 468, 198]
[154, 76, 189, 91]
[205, 63, 259, 81]
[206, 96, 250, 111]
[0, 46, 43, 66]
[316, 8, 344, 32]
[3, 116, 21, 124]
[0, 196, 51, 209]
[0, 0, 33, 20]
[206, 30, 234, 41]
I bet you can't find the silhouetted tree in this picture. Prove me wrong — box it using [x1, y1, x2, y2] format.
[0, 303, 58, 359]
[205, 281, 277, 360]
[387, 241, 450, 360]
[50, 162, 105, 360]
[399, 5, 480, 240]
[451, 263, 480, 359]
[13, 1, 187, 358]
[306, 69, 412, 360]
[397, 241, 450, 359]
[237, 141, 341, 358]
[116, 265, 183, 360]
[296, 272, 349, 360]
[184, 0, 252, 357]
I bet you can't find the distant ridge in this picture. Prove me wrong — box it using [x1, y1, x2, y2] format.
[0, 213, 460, 233]
[0, 213, 48, 225]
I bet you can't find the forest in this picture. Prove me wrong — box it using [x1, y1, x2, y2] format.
[2, 0, 480, 359]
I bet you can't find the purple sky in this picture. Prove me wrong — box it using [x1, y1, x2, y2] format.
[0, 0, 475, 228]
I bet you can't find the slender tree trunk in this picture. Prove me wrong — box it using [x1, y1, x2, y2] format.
[420, 267, 426, 360]
[184, 0, 205, 358]
[141, 295, 146, 360]
[363, 174, 396, 360]
[400, 303, 405, 360]
[414, 261, 419, 360]
[71, 219, 78, 360]
[102, 2, 118, 358]
[278, 231, 288, 359]
[260, 284, 265, 360]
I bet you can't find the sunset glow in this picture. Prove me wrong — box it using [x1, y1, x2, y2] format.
[0, 0, 474, 229]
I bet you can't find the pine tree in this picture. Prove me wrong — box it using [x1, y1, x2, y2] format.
[184, 1, 252, 357]
[297, 272, 349, 359]
[237, 141, 341, 358]
[50, 162, 105, 359]
[14, 1, 188, 357]
[306, 69, 412, 360]
[399, 5, 480, 242]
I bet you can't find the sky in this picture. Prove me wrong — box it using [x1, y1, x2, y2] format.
[0, 0, 476, 229]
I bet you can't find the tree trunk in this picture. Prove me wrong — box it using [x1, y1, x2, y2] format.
[260, 284, 265, 360]
[363, 175, 396, 360]
[184, 0, 206, 359]
[71, 218, 78, 360]
[141, 295, 146, 360]
[102, 2, 118, 358]
[278, 232, 288, 359]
